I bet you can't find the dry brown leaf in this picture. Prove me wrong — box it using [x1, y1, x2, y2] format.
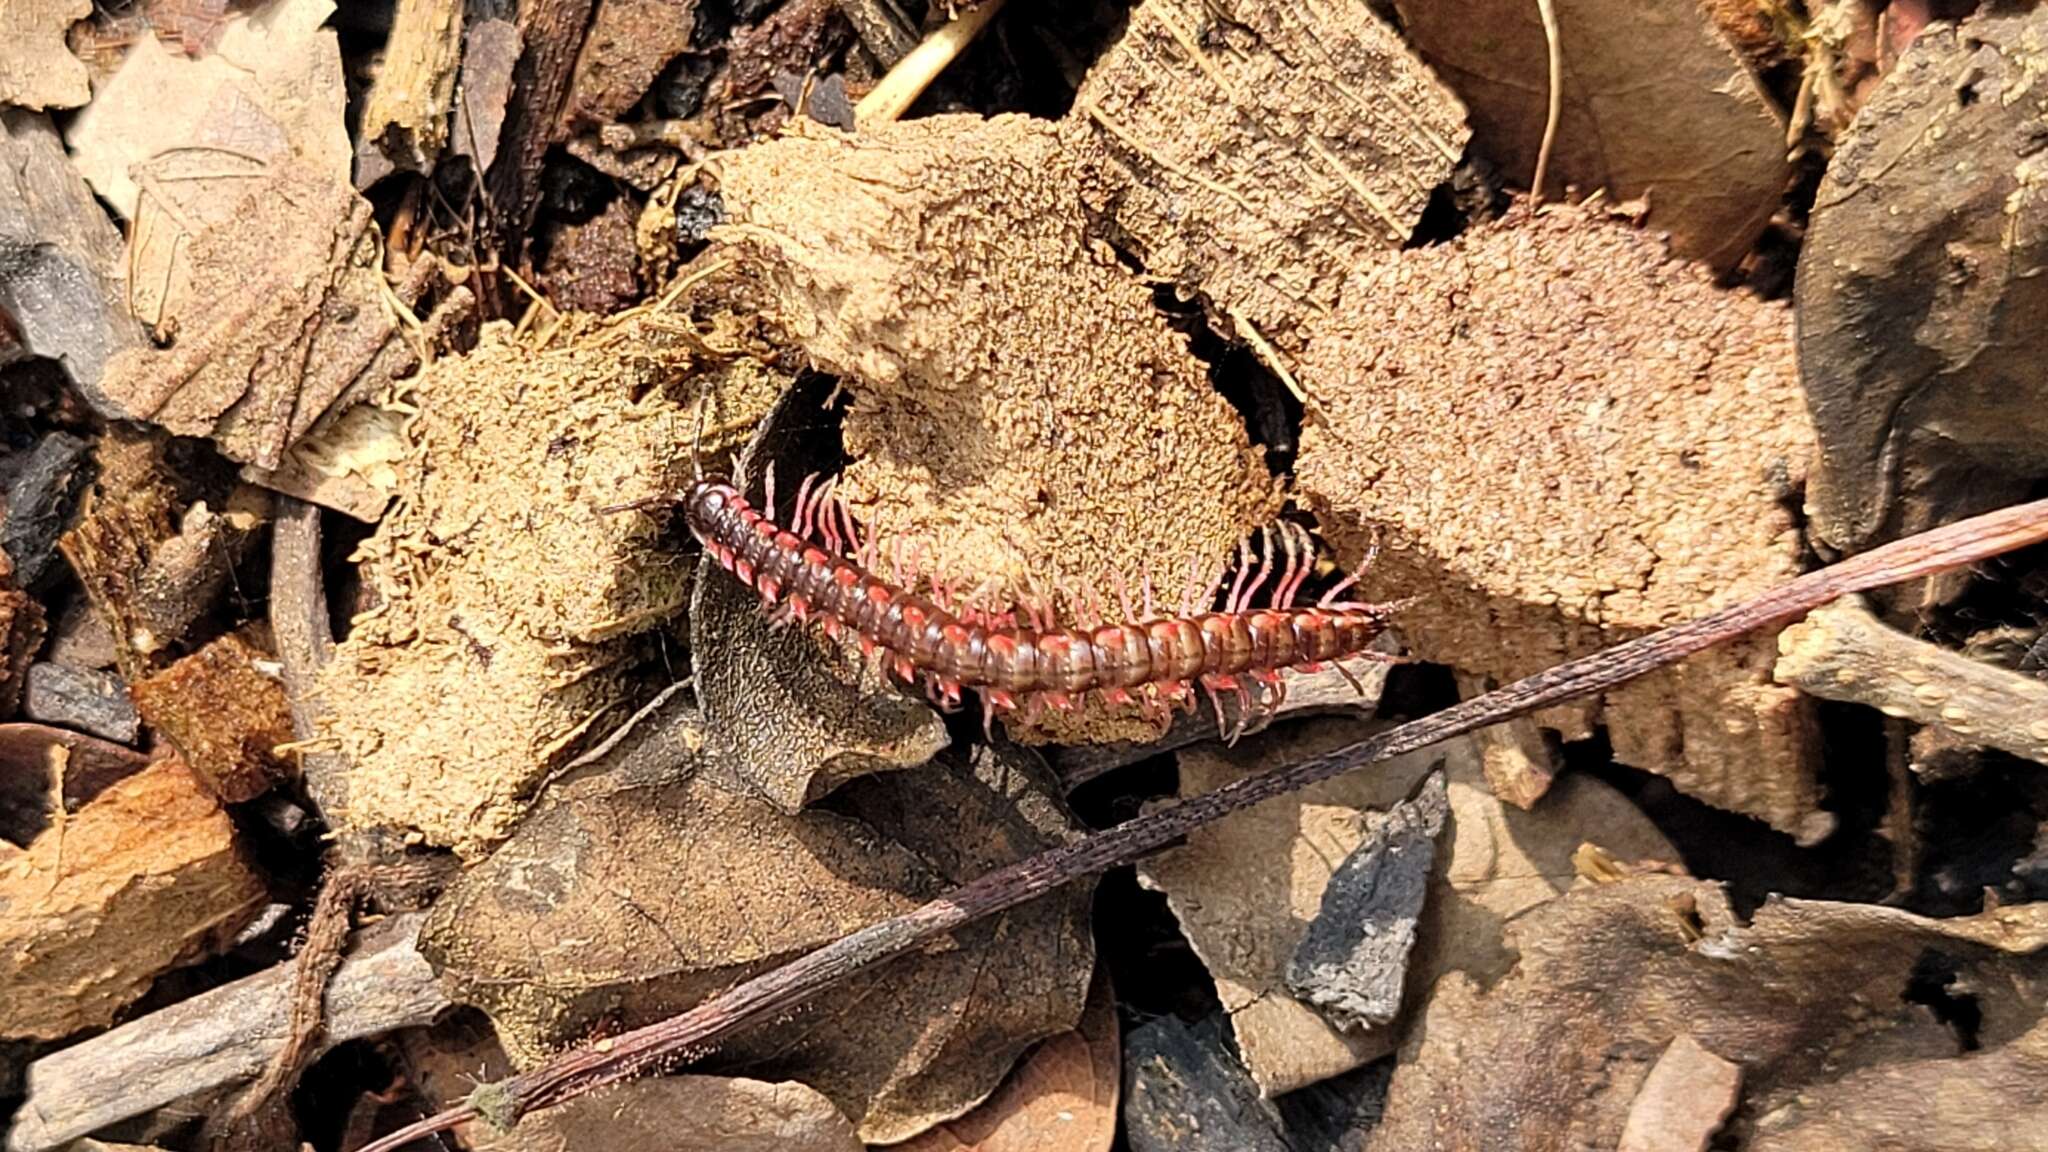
[1367, 876, 2048, 1151]
[712, 114, 1280, 743]
[1394, 0, 1789, 270]
[1295, 202, 1820, 836]
[1795, 5, 2048, 553]
[1070, 0, 1468, 358]
[321, 316, 773, 853]
[1142, 717, 1676, 1095]
[422, 737, 1095, 1144]
[475, 1075, 862, 1152]
[0, 756, 262, 1039]
[0, 0, 92, 111]
[894, 969, 1119, 1152]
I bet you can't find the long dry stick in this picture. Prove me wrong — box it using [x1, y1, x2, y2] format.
[358, 496, 2048, 1152]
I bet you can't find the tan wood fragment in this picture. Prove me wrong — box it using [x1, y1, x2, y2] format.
[0, 757, 263, 1043]
[6, 913, 445, 1152]
[1774, 595, 2048, 767]
[1070, 0, 1468, 359]
[1617, 1034, 1742, 1152]
[354, 0, 465, 182]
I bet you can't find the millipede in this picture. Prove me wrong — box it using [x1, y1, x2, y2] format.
[679, 466, 1406, 738]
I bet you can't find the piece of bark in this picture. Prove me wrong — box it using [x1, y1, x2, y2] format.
[1795, 6, 2048, 554]
[450, 19, 523, 173]
[0, 756, 262, 1042]
[537, 193, 643, 314]
[0, 112, 145, 408]
[712, 115, 1280, 743]
[1274, 1061, 1392, 1152]
[1070, 0, 1468, 360]
[1364, 876, 2048, 1152]
[1121, 1014, 1290, 1152]
[319, 315, 775, 853]
[1455, 670, 1558, 809]
[1, 430, 93, 591]
[1286, 772, 1449, 1031]
[834, 0, 916, 66]
[22, 662, 138, 745]
[1774, 594, 2048, 767]
[563, 0, 697, 129]
[1617, 1034, 1742, 1152]
[1295, 202, 1821, 836]
[475, 1076, 862, 1151]
[489, 0, 599, 243]
[353, 0, 465, 185]
[5, 912, 446, 1152]
[1142, 718, 1677, 1095]
[1394, 0, 1789, 271]
[0, 0, 91, 110]
[46, 599, 116, 671]
[0, 723, 150, 845]
[130, 630, 294, 803]
[0, 560, 42, 721]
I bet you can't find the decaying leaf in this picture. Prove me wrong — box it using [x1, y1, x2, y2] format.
[1295, 202, 1821, 836]
[423, 734, 1095, 1144]
[711, 115, 1280, 742]
[893, 968, 1119, 1152]
[1141, 717, 1677, 1095]
[1795, 5, 2048, 553]
[1395, 0, 1790, 270]
[238, 400, 410, 522]
[0, 0, 92, 112]
[450, 19, 522, 174]
[1367, 875, 2048, 1151]
[1070, 0, 1469, 359]
[692, 373, 949, 813]
[474, 1076, 862, 1152]
[0, 756, 262, 1040]
[320, 314, 778, 853]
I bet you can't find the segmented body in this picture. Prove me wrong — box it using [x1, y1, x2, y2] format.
[683, 477, 1397, 725]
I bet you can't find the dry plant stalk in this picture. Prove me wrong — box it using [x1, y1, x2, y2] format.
[359, 494, 2048, 1152]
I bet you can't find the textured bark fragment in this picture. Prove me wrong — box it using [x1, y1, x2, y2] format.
[0, 756, 262, 1041]
[1394, 0, 1789, 271]
[0, 560, 44, 721]
[712, 116, 1280, 742]
[320, 316, 777, 853]
[1121, 1013, 1291, 1152]
[1367, 877, 2048, 1152]
[1295, 203, 1820, 835]
[562, 0, 698, 129]
[1617, 1034, 1741, 1152]
[131, 630, 295, 803]
[352, 0, 465, 184]
[1069, 0, 1469, 358]
[1794, 7, 2048, 553]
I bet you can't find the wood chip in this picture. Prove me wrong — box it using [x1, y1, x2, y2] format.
[1617, 1034, 1742, 1152]
[0, 0, 92, 111]
[0, 756, 262, 1041]
[130, 630, 295, 803]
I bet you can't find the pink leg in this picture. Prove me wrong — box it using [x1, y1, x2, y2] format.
[1112, 567, 1138, 624]
[1237, 526, 1277, 614]
[1223, 539, 1253, 614]
[1318, 532, 1381, 608]
[763, 463, 779, 524]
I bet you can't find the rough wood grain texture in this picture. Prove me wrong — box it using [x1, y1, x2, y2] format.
[319, 316, 773, 853]
[353, 0, 465, 184]
[1794, 6, 2048, 554]
[6, 912, 445, 1152]
[562, 0, 696, 129]
[0, 757, 262, 1042]
[1455, 671, 1557, 809]
[0, 0, 91, 110]
[1069, 0, 1467, 360]
[0, 723, 149, 846]
[1775, 595, 2048, 766]
[1122, 1013, 1290, 1152]
[1295, 203, 1821, 836]
[1394, 0, 1789, 271]
[0, 562, 44, 722]
[711, 115, 1280, 743]
[130, 630, 295, 802]
[0, 110, 145, 406]
[490, 0, 599, 242]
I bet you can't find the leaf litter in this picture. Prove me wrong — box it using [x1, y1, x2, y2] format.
[3, 2, 2048, 1151]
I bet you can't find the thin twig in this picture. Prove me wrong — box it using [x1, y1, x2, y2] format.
[854, 0, 1010, 128]
[1531, 0, 1563, 203]
[355, 496, 2048, 1152]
